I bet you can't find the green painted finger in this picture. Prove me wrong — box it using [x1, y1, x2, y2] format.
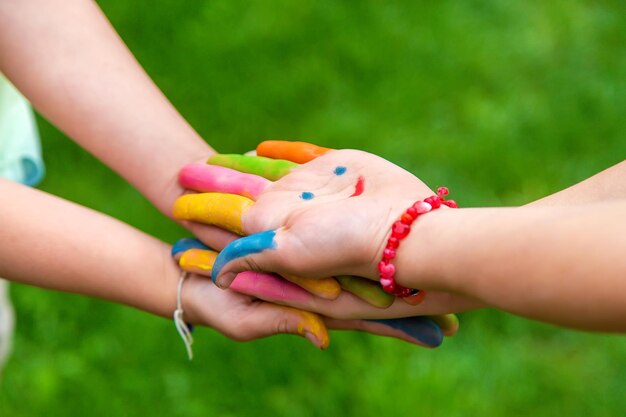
[336, 276, 395, 309]
[428, 314, 459, 336]
[207, 154, 298, 181]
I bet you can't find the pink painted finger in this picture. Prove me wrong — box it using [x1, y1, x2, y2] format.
[178, 163, 271, 200]
[230, 271, 314, 305]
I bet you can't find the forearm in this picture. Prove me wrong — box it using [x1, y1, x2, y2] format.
[529, 160, 626, 206]
[0, 0, 213, 213]
[0, 179, 179, 318]
[399, 202, 626, 331]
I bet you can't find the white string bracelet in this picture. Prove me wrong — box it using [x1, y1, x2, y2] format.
[173, 271, 194, 360]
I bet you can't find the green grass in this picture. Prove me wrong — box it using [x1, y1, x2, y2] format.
[1, 0, 626, 415]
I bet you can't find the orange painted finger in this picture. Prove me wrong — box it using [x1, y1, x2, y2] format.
[257, 140, 332, 164]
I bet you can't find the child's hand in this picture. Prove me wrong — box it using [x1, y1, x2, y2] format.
[173, 239, 465, 348]
[174, 141, 437, 288]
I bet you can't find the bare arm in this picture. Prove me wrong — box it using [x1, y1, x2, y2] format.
[0, 179, 179, 316]
[400, 200, 626, 332]
[529, 160, 626, 206]
[0, 0, 213, 214]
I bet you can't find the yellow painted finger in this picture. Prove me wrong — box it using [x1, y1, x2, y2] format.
[283, 274, 342, 300]
[179, 249, 219, 274]
[172, 193, 254, 235]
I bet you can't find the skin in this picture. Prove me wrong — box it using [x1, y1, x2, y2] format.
[174, 146, 478, 322]
[257, 141, 331, 164]
[0, 179, 463, 349]
[0, 3, 444, 347]
[173, 242, 459, 346]
[185, 142, 626, 332]
[176, 153, 429, 307]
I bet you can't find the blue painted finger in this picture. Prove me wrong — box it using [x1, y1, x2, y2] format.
[171, 238, 214, 258]
[368, 317, 444, 348]
[211, 230, 278, 285]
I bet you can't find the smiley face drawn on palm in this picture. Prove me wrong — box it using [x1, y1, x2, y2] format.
[238, 149, 436, 282]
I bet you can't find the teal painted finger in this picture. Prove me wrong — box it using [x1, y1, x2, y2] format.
[336, 276, 395, 308]
[211, 230, 277, 284]
[207, 154, 298, 181]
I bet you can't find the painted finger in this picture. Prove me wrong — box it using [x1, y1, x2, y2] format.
[283, 274, 341, 300]
[402, 291, 427, 306]
[336, 276, 395, 308]
[172, 193, 254, 235]
[427, 314, 459, 337]
[171, 238, 213, 261]
[207, 154, 297, 181]
[230, 271, 314, 305]
[241, 302, 330, 350]
[325, 317, 444, 349]
[256, 140, 332, 164]
[178, 249, 219, 275]
[178, 163, 270, 200]
[211, 230, 282, 287]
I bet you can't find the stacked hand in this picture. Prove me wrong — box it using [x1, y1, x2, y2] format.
[172, 141, 479, 349]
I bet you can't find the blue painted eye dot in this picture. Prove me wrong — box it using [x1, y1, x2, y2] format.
[300, 192, 315, 200]
[334, 166, 347, 176]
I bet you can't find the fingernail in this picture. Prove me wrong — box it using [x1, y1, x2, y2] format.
[429, 314, 460, 337]
[402, 291, 426, 306]
[304, 332, 322, 349]
[293, 310, 330, 350]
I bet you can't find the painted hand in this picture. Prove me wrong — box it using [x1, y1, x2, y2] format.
[174, 238, 463, 348]
[174, 141, 437, 289]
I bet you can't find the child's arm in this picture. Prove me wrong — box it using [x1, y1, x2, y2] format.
[184, 146, 626, 332]
[1, 179, 454, 348]
[399, 201, 626, 332]
[528, 160, 626, 206]
[0, 0, 212, 215]
[0, 179, 179, 316]
[0, 179, 328, 346]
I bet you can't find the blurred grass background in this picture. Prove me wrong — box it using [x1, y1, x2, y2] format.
[1, 0, 626, 416]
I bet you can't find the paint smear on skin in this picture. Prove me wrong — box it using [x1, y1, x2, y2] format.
[429, 314, 460, 337]
[207, 154, 297, 181]
[257, 141, 332, 164]
[179, 249, 218, 273]
[368, 317, 443, 348]
[211, 230, 277, 283]
[287, 307, 330, 349]
[336, 275, 395, 308]
[334, 166, 347, 176]
[230, 271, 312, 304]
[172, 193, 254, 236]
[283, 274, 341, 300]
[171, 238, 213, 258]
[178, 163, 270, 200]
[351, 176, 365, 197]
[300, 191, 315, 200]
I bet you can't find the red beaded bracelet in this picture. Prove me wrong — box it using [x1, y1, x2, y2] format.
[378, 187, 458, 298]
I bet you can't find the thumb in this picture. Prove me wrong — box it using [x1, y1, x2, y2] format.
[212, 229, 290, 288]
[239, 302, 330, 350]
